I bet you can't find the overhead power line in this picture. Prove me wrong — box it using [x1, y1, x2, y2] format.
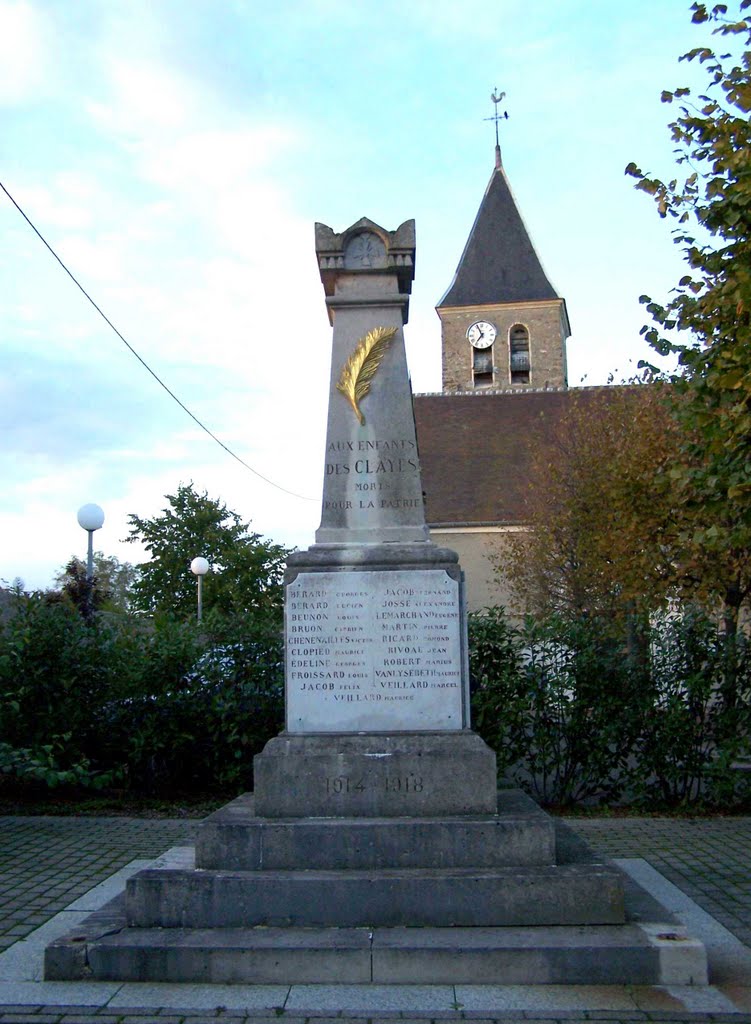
[0, 179, 316, 503]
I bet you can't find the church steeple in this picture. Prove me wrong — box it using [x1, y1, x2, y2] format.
[437, 121, 570, 392]
[438, 162, 560, 310]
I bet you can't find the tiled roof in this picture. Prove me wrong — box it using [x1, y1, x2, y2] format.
[413, 389, 611, 527]
[438, 166, 559, 309]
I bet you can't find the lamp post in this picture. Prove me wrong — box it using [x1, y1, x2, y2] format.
[77, 503, 105, 580]
[191, 557, 209, 623]
[77, 503, 104, 620]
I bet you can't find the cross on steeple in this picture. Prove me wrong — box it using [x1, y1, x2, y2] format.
[484, 89, 508, 169]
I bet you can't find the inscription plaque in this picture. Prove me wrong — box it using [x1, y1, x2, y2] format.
[286, 569, 465, 732]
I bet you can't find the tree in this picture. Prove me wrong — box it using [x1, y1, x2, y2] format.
[54, 553, 138, 616]
[125, 483, 290, 620]
[626, 1, 751, 637]
[497, 384, 684, 624]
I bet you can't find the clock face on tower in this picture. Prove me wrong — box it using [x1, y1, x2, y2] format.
[467, 320, 497, 349]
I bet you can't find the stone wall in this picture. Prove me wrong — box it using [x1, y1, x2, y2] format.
[438, 299, 568, 392]
[428, 527, 528, 617]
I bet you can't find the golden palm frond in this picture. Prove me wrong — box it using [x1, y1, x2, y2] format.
[336, 326, 397, 425]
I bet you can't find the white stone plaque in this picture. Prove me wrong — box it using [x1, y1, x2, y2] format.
[285, 570, 465, 732]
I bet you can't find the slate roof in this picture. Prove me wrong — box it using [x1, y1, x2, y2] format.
[438, 165, 559, 309]
[413, 389, 613, 527]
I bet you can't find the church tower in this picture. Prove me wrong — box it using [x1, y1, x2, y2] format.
[437, 141, 570, 392]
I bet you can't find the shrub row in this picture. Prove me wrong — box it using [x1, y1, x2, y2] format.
[2, 594, 750, 808]
[470, 606, 751, 810]
[0, 593, 283, 795]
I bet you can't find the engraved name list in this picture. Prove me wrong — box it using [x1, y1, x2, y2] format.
[286, 570, 464, 732]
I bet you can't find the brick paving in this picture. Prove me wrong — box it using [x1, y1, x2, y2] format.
[0, 818, 196, 952]
[567, 816, 751, 950]
[0, 812, 750, 1023]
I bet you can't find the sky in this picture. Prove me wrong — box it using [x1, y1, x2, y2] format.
[0, 0, 722, 591]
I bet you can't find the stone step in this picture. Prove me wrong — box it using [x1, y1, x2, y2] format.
[196, 794, 556, 871]
[46, 922, 708, 986]
[126, 863, 625, 929]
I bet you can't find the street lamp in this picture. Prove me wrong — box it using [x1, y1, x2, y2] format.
[191, 557, 209, 623]
[77, 503, 105, 581]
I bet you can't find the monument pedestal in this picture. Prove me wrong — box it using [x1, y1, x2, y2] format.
[254, 731, 498, 817]
[45, 784, 708, 985]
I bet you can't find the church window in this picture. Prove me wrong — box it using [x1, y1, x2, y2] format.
[509, 324, 530, 384]
[472, 345, 494, 387]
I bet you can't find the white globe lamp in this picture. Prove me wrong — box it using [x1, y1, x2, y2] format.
[191, 557, 210, 622]
[77, 503, 105, 580]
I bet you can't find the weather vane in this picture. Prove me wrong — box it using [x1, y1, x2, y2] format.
[484, 88, 509, 166]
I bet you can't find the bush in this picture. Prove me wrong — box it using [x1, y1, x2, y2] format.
[0, 594, 283, 797]
[103, 612, 283, 793]
[470, 609, 647, 806]
[469, 605, 751, 810]
[3, 587, 748, 809]
[630, 607, 751, 809]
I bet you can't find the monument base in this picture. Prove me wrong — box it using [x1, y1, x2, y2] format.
[253, 731, 498, 817]
[287, 541, 462, 570]
[45, 788, 708, 986]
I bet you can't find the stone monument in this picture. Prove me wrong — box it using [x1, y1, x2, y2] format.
[253, 216, 497, 821]
[46, 217, 708, 987]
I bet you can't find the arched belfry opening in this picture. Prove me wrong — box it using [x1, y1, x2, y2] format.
[472, 344, 494, 387]
[509, 324, 530, 384]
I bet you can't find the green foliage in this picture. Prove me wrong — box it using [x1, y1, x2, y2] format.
[0, 592, 283, 796]
[2, 585, 748, 808]
[54, 553, 138, 615]
[0, 593, 142, 762]
[102, 611, 283, 793]
[469, 608, 530, 773]
[469, 606, 751, 810]
[0, 486, 289, 797]
[0, 738, 119, 790]
[632, 606, 751, 807]
[626, 0, 751, 626]
[126, 483, 289, 620]
[470, 609, 647, 806]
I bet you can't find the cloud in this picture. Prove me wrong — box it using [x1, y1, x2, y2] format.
[0, 0, 48, 105]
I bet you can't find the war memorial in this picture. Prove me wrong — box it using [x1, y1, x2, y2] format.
[45, 218, 708, 987]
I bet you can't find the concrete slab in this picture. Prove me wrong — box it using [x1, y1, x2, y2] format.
[10, 851, 194, 984]
[617, 856, 751, 987]
[371, 924, 666, 985]
[284, 984, 455, 1012]
[453, 984, 639, 1012]
[1, 834, 744, 1012]
[254, 733, 497, 817]
[717, 983, 751, 1011]
[89, 927, 373, 984]
[0, 912, 93, 981]
[640, 983, 740, 1013]
[108, 982, 290, 1010]
[0, 980, 122, 1005]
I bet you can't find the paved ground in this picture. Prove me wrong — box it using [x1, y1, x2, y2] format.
[569, 816, 751, 951]
[0, 812, 750, 1024]
[0, 819, 198, 954]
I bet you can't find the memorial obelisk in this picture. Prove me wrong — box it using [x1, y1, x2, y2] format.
[45, 217, 708, 988]
[253, 217, 497, 816]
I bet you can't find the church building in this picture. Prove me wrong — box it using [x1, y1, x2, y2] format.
[413, 141, 580, 612]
